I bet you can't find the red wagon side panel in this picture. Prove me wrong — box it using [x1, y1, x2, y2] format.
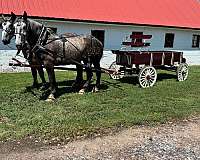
[131, 52, 151, 65]
[152, 52, 164, 66]
[173, 52, 182, 62]
[112, 50, 183, 66]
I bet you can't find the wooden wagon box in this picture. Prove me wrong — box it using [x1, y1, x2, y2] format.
[112, 50, 184, 66]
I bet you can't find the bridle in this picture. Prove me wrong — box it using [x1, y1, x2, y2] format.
[14, 20, 29, 47]
[2, 27, 14, 34]
[14, 23, 27, 35]
[2, 20, 15, 36]
[14, 19, 46, 48]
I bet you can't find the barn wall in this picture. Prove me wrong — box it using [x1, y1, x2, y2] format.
[44, 20, 200, 65]
[0, 19, 200, 65]
[1, 19, 200, 50]
[43, 20, 200, 51]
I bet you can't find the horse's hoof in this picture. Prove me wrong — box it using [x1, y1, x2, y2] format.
[32, 83, 39, 89]
[45, 98, 54, 102]
[45, 94, 56, 102]
[40, 86, 46, 91]
[78, 89, 85, 95]
[92, 86, 99, 93]
[40, 83, 48, 91]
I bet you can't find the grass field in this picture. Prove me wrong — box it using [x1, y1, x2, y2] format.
[0, 66, 200, 142]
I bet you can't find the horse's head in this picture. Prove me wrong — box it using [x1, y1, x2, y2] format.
[14, 11, 28, 48]
[1, 12, 16, 45]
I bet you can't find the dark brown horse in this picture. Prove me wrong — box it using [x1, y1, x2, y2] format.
[14, 12, 103, 101]
[1, 12, 47, 89]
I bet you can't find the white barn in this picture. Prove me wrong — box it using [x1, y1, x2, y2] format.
[0, 0, 200, 66]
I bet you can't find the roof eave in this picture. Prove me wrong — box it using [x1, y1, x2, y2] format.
[31, 16, 200, 31]
[1, 13, 200, 31]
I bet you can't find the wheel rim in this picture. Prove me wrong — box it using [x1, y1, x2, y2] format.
[139, 67, 157, 88]
[109, 61, 121, 80]
[177, 63, 188, 81]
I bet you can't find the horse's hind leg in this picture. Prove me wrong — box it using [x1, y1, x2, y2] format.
[79, 60, 93, 94]
[93, 60, 101, 92]
[72, 64, 83, 89]
[37, 67, 47, 90]
[79, 67, 93, 94]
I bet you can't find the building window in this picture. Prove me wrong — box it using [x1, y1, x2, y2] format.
[91, 30, 105, 47]
[164, 33, 175, 48]
[192, 35, 200, 48]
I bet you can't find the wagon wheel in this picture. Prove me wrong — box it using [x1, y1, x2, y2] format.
[138, 66, 157, 88]
[108, 61, 121, 80]
[177, 63, 188, 81]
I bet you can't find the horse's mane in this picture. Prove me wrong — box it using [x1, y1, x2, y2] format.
[25, 19, 45, 45]
[27, 19, 44, 35]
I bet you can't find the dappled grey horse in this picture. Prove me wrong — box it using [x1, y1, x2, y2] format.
[1, 12, 47, 88]
[14, 12, 103, 101]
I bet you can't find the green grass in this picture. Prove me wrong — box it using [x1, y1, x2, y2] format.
[0, 66, 200, 142]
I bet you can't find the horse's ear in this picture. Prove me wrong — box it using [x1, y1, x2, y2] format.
[23, 11, 27, 21]
[10, 12, 16, 22]
[1, 14, 5, 21]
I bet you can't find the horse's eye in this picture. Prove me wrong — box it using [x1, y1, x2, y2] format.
[2, 22, 6, 26]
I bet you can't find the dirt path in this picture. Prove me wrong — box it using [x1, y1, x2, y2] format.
[0, 116, 200, 160]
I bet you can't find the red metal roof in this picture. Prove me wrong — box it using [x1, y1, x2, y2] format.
[1, 0, 200, 29]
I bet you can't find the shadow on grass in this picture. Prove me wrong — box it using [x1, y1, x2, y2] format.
[23, 73, 177, 99]
[40, 80, 76, 100]
[119, 77, 138, 85]
[23, 79, 110, 100]
[101, 79, 124, 91]
[157, 73, 177, 81]
[55, 80, 109, 98]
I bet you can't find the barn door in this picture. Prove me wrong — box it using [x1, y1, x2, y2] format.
[91, 30, 105, 47]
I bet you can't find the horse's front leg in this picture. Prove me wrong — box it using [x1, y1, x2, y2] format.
[45, 67, 57, 101]
[30, 67, 39, 88]
[37, 66, 47, 90]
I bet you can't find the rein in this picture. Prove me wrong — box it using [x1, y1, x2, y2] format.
[36, 25, 46, 45]
[6, 44, 16, 50]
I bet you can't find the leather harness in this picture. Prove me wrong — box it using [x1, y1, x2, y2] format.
[32, 27, 82, 58]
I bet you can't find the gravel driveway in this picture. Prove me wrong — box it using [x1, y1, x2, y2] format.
[0, 116, 200, 160]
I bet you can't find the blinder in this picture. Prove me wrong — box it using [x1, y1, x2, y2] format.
[14, 20, 28, 46]
[2, 21, 14, 34]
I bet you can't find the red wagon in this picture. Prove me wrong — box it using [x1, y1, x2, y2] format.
[109, 32, 188, 88]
